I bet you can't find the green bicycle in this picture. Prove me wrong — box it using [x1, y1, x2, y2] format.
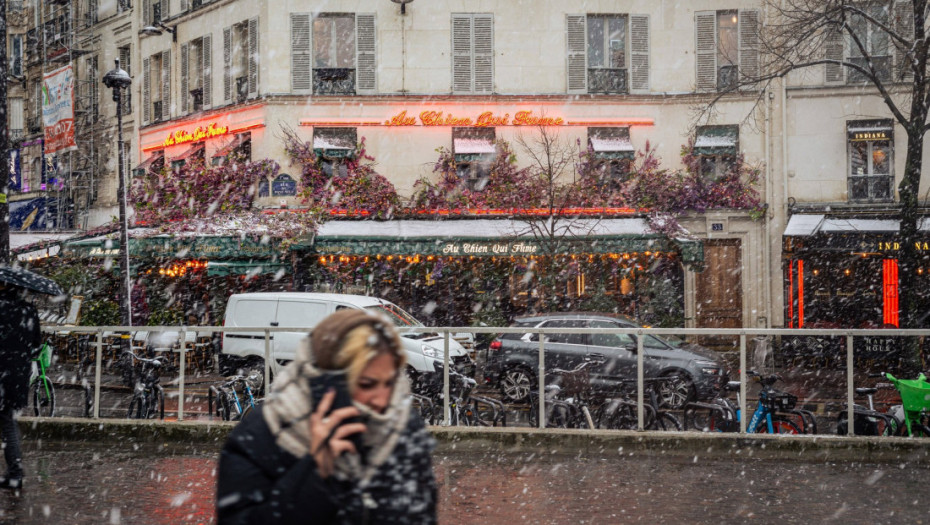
[30, 341, 55, 417]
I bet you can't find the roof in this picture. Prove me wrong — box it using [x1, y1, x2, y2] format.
[227, 292, 389, 307]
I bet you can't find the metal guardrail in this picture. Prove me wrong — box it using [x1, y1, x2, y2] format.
[39, 325, 930, 434]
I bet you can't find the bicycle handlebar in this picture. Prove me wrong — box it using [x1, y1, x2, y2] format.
[123, 350, 164, 367]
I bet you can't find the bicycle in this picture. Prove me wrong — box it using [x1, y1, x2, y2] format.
[684, 372, 817, 434]
[215, 371, 262, 422]
[528, 361, 600, 429]
[883, 372, 930, 437]
[594, 376, 683, 431]
[834, 375, 903, 437]
[125, 351, 165, 420]
[30, 340, 55, 417]
[414, 364, 505, 427]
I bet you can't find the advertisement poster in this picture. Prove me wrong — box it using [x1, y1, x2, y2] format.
[42, 64, 77, 156]
[9, 149, 21, 192]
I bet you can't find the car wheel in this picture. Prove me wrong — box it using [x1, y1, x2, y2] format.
[500, 366, 535, 404]
[658, 372, 695, 410]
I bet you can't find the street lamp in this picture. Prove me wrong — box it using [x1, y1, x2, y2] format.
[102, 59, 133, 332]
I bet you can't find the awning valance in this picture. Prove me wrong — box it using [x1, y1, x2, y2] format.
[206, 261, 289, 276]
[133, 150, 164, 173]
[62, 234, 280, 259]
[313, 134, 356, 159]
[295, 218, 703, 265]
[694, 125, 738, 155]
[589, 135, 635, 160]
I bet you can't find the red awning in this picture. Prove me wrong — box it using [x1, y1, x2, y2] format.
[133, 150, 165, 172]
[214, 134, 249, 159]
[171, 143, 205, 163]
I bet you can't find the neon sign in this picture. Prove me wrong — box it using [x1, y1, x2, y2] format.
[384, 110, 564, 127]
[162, 122, 229, 147]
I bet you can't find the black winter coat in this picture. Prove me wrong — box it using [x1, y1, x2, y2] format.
[0, 295, 41, 411]
[216, 405, 438, 525]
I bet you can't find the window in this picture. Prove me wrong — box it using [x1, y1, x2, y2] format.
[848, 5, 892, 84]
[9, 34, 23, 77]
[118, 46, 132, 113]
[25, 29, 37, 63]
[695, 10, 759, 91]
[85, 0, 98, 28]
[693, 125, 738, 180]
[143, 50, 170, 123]
[145, 0, 167, 27]
[848, 120, 893, 202]
[567, 14, 648, 94]
[452, 13, 493, 94]
[313, 127, 357, 177]
[30, 81, 41, 133]
[119, 0, 131, 13]
[84, 55, 99, 123]
[589, 320, 634, 348]
[588, 127, 634, 185]
[224, 18, 258, 103]
[9, 98, 24, 141]
[540, 320, 586, 345]
[182, 35, 212, 113]
[299, 13, 375, 95]
[452, 127, 496, 191]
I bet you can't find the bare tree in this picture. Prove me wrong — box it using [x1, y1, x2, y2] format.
[701, 1, 929, 328]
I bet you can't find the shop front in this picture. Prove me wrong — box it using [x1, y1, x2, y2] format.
[782, 214, 930, 368]
[292, 217, 702, 328]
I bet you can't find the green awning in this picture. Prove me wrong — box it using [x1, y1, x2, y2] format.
[594, 151, 634, 160]
[62, 235, 280, 259]
[693, 125, 739, 156]
[313, 148, 355, 159]
[206, 261, 289, 276]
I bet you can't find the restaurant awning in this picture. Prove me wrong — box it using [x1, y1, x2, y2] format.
[171, 143, 205, 165]
[206, 261, 289, 276]
[589, 135, 635, 160]
[313, 135, 356, 159]
[783, 214, 930, 254]
[133, 150, 165, 174]
[62, 233, 280, 259]
[694, 126, 738, 155]
[212, 134, 250, 164]
[294, 218, 703, 265]
[453, 137, 496, 163]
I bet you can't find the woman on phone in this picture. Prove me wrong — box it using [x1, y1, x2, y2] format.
[216, 309, 437, 524]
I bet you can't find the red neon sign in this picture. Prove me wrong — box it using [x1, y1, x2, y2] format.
[162, 122, 229, 147]
[384, 110, 564, 127]
[883, 259, 899, 327]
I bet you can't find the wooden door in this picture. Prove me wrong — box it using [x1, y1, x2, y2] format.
[695, 239, 743, 348]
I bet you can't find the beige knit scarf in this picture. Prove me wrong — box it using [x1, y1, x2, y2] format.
[262, 337, 412, 482]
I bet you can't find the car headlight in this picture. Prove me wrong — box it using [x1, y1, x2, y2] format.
[421, 344, 438, 358]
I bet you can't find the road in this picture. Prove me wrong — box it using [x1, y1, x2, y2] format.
[0, 439, 927, 524]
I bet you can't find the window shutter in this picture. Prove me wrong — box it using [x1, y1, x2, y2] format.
[452, 14, 473, 93]
[630, 14, 650, 93]
[143, 56, 151, 123]
[290, 13, 311, 93]
[248, 17, 259, 97]
[181, 0, 189, 11]
[894, 1, 914, 82]
[223, 27, 231, 102]
[824, 26, 845, 84]
[10, 98, 23, 131]
[161, 0, 169, 18]
[695, 11, 717, 91]
[143, 0, 151, 27]
[162, 49, 171, 121]
[203, 34, 212, 108]
[356, 13, 377, 94]
[180, 42, 189, 113]
[473, 14, 493, 94]
[738, 10, 760, 88]
[566, 14, 587, 94]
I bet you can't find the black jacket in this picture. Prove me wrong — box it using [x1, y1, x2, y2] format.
[0, 294, 41, 412]
[216, 405, 437, 525]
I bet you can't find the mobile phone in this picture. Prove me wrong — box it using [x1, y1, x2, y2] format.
[310, 371, 366, 455]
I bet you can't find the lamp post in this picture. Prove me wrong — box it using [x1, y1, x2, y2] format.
[102, 60, 133, 330]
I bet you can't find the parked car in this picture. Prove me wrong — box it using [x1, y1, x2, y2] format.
[220, 292, 475, 380]
[483, 313, 728, 408]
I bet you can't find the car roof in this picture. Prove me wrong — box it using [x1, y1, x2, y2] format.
[228, 292, 389, 307]
[512, 312, 640, 326]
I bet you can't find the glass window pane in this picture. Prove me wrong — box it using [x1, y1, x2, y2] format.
[543, 320, 586, 345]
[608, 17, 626, 68]
[850, 13, 866, 58]
[313, 18, 334, 68]
[850, 141, 868, 176]
[872, 176, 892, 199]
[871, 6, 889, 55]
[587, 17, 604, 68]
[850, 177, 869, 200]
[871, 142, 890, 174]
[334, 16, 355, 68]
[717, 11, 738, 66]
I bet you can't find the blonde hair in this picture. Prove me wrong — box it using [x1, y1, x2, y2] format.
[332, 324, 406, 394]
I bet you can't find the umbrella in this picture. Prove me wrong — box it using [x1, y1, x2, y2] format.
[0, 266, 65, 296]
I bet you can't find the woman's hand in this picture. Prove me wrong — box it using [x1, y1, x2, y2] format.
[309, 389, 366, 478]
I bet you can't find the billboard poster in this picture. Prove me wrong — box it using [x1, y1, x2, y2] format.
[42, 64, 77, 156]
[9, 149, 21, 192]
[9, 197, 49, 231]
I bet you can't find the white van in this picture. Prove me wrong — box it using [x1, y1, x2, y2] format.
[220, 292, 474, 378]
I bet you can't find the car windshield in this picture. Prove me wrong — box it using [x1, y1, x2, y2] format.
[366, 304, 424, 328]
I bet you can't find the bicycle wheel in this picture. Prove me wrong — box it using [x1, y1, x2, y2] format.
[240, 404, 254, 421]
[684, 406, 713, 431]
[217, 391, 233, 422]
[31, 377, 56, 417]
[755, 416, 800, 434]
[648, 412, 683, 431]
[597, 401, 637, 430]
[127, 395, 143, 419]
[146, 386, 165, 420]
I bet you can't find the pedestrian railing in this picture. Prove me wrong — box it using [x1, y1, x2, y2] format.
[38, 325, 930, 436]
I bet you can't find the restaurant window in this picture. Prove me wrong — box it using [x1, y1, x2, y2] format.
[695, 10, 760, 92]
[313, 127, 357, 178]
[452, 13, 493, 94]
[693, 125, 738, 181]
[848, 119, 894, 202]
[143, 50, 170, 123]
[224, 18, 258, 103]
[453, 127, 496, 191]
[182, 35, 212, 113]
[588, 127, 634, 186]
[302, 13, 376, 95]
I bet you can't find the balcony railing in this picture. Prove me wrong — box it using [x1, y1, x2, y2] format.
[587, 68, 627, 94]
[313, 68, 356, 95]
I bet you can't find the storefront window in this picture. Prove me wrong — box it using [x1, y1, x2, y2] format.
[848, 120, 893, 202]
[453, 127, 496, 191]
[693, 125, 738, 180]
[588, 127, 634, 186]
